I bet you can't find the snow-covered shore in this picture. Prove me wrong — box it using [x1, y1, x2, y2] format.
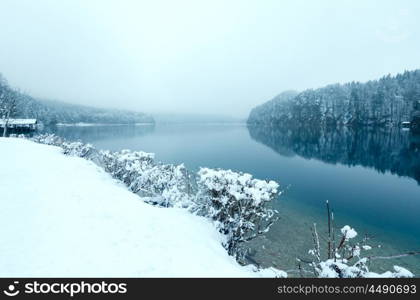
[0, 138, 279, 277]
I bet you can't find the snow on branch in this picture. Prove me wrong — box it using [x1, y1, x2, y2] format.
[300, 201, 417, 278]
[101, 149, 196, 208]
[197, 168, 280, 261]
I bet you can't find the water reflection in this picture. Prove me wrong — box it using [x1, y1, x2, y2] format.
[248, 125, 420, 184]
[246, 124, 420, 275]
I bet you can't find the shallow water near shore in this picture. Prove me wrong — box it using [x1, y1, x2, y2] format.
[44, 123, 420, 276]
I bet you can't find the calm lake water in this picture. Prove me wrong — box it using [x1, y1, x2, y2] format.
[46, 123, 420, 276]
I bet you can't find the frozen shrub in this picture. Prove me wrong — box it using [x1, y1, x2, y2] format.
[197, 168, 280, 260]
[308, 224, 414, 278]
[32, 133, 65, 146]
[299, 201, 416, 278]
[62, 141, 97, 159]
[316, 258, 413, 278]
[100, 149, 155, 185]
[131, 163, 196, 208]
[101, 149, 196, 208]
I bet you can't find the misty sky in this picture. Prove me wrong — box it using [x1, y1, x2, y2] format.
[1, 0, 420, 117]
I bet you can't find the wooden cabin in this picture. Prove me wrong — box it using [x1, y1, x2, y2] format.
[0, 119, 38, 132]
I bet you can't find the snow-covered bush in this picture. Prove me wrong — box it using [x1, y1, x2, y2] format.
[316, 258, 413, 278]
[197, 168, 280, 260]
[101, 149, 196, 208]
[134, 163, 196, 208]
[62, 141, 97, 159]
[300, 201, 415, 278]
[100, 149, 155, 185]
[309, 224, 413, 278]
[32, 133, 66, 146]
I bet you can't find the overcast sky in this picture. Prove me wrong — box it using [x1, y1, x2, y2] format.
[1, 0, 419, 117]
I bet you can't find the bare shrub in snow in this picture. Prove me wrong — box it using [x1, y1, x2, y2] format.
[135, 164, 196, 208]
[298, 201, 417, 278]
[100, 149, 155, 185]
[62, 142, 97, 159]
[32, 133, 66, 146]
[197, 168, 280, 260]
[8, 134, 25, 138]
[101, 149, 196, 208]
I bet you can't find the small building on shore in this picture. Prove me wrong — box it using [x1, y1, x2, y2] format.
[0, 119, 38, 132]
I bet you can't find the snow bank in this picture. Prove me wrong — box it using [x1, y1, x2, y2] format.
[0, 138, 281, 277]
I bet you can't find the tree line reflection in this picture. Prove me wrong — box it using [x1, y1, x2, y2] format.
[248, 125, 420, 184]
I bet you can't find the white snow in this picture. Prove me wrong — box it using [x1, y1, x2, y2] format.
[365, 266, 414, 278]
[340, 225, 357, 240]
[0, 118, 37, 125]
[198, 168, 279, 205]
[317, 259, 414, 278]
[0, 138, 279, 277]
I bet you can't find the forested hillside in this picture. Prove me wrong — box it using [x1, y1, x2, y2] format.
[0, 74, 154, 125]
[248, 70, 420, 127]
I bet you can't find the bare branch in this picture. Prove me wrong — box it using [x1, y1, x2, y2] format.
[326, 200, 332, 259]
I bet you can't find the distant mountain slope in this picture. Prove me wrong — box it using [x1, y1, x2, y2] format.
[18, 97, 154, 125]
[0, 74, 154, 125]
[248, 70, 420, 126]
[152, 113, 244, 124]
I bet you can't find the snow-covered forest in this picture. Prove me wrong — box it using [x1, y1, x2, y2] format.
[0, 73, 154, 125]
[248, 70, 420, 127]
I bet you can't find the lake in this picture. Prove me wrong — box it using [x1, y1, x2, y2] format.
[45, 123, 420, 276]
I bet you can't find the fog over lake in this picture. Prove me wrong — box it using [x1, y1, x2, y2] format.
[1, 0, 420, 278]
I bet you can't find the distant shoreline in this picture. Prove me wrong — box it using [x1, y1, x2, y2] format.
[55, 122, 155, 127]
